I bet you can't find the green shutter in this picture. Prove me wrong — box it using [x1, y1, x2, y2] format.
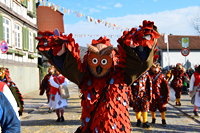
[22, 27, 26, 50]
[33, 33, 37, 52]
[0, 14, 3, 41]
[26, 28, 29, 51]
[33, 0, 37, 18]
[22, 27, 29, 51]
[21, 0, 28, 8]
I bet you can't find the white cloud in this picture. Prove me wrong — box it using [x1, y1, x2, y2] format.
[114, 3, 122, 8]
[106, 6, 200, 35]
[96, 5, 109, 10]
[64, 6, 200, 47]
[88, 8, 101, 13]
[65, 21, 121, 47]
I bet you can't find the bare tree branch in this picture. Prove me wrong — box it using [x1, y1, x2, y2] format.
[193, 17, 200, 34]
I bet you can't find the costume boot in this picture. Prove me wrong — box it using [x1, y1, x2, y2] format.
[135, 112, 141, 127]
[175, 98, 181, 106]
[193, 111, 199, 116]
[151, 111, 156, 124]
[60, 116, 65, 122]
[142, 112, 150, 128]
[161, 112, 167, 126]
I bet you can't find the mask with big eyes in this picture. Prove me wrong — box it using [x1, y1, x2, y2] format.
[0, 68, 5, 80]
[151, 63, 160, 74]
[176, 64, 183, 71]
[87, 43, 113, 77]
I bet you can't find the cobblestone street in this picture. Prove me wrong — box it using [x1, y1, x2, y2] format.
[21, 83, 200, 133]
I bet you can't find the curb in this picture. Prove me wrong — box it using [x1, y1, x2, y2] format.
[168, 103, 200, 124]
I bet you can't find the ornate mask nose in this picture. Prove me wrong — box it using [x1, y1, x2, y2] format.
[96, 65, 102, 74]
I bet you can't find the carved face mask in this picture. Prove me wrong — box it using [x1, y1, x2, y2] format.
[87, 43, 113, 77]
[176, 64, 183, 71]
[151, 63, 160, 74]
[0, 68, 5, 80]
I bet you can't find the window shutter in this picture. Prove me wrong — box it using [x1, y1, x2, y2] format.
[22, 27, 26, 50]
[22, 27, 29, 51]
[33, 33, 37, 52]
[21, 0, 28, 8]
[0, 14, 3, 41]
[33, 0, 37, 18]
[26, 28, 29, 51]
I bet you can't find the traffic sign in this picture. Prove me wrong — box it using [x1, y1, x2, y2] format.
[181, 37, 189, 48]
[181, 48, 190, 56]
[0, 41, 8, 53]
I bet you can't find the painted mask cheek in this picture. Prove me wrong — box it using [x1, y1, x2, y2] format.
[100, 56, 112, 69]
[87, 53, 99, 67]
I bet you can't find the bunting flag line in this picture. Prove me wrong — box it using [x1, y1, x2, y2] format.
[30, 0, 129, 31]
[73, 34, 121, 38]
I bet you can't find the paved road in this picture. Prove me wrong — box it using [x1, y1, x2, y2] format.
[21, 84, 200, 133]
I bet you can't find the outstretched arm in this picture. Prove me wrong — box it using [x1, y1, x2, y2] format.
[36, 32, 84, 86]
[117, 20, 160, 85]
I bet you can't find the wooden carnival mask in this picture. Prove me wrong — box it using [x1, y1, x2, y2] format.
[0, 68, 6, 80]
[151, 63, 161, 74]
[87, 43, 113, 77]
[176, 63, 183, 71]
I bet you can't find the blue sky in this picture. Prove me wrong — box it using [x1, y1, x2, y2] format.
[47, 0, 200, 24]
[44, 0, 200, 46]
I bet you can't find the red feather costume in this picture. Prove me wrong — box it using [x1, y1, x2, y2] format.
[170, 63, 189, 105]
[36, 20, 160, 132]
[0, 68, 24, 116]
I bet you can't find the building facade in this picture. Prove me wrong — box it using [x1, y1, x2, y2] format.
[37, 6, 64, 33]
[157, 35, 200, 69]
[0, 0, 39, 94]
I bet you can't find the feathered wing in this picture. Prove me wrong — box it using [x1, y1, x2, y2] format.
[36, 31, 84, 86]
[117, 20, 160, 85]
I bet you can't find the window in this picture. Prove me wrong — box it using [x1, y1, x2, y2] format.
[29, 31, 34, 52]
[14, 24, 21, 49]
[27, 0, 33, 12]
[2, 0, 11, 7]
[3, 17, 11, 46]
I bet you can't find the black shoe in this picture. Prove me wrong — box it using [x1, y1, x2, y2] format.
[56, 117, 61, 122]
[60, 116, 65, 122]
[48, 108, 53, 113]
[136, 119, 141, 127]
[193, 111, 199, 116]
[142, 122, 151, 128]
[162, 119, 167, 126]
[176, 102, 181, 106]
[151, 118, 156, 124]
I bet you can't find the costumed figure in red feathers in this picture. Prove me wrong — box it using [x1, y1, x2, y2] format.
[149, 63, 170, 126]
[36, 20, 160, 132]
[0, 67, 24, 116]
[130, 71, 152, 128]
[170, 63, 189, 106]
[39, 65, 55, 104]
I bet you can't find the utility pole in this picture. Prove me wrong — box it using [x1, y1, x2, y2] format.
[164, 34, 170, 70]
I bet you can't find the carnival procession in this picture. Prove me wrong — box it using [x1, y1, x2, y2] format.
[0, 0, 200, 133]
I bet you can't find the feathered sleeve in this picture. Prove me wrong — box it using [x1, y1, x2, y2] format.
[160, 74, 170, 104]
[36, 31, 84, 86]
[117, 20, 160, 85]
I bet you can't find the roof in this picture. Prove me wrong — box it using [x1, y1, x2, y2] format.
[157, 35, 200, 50]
